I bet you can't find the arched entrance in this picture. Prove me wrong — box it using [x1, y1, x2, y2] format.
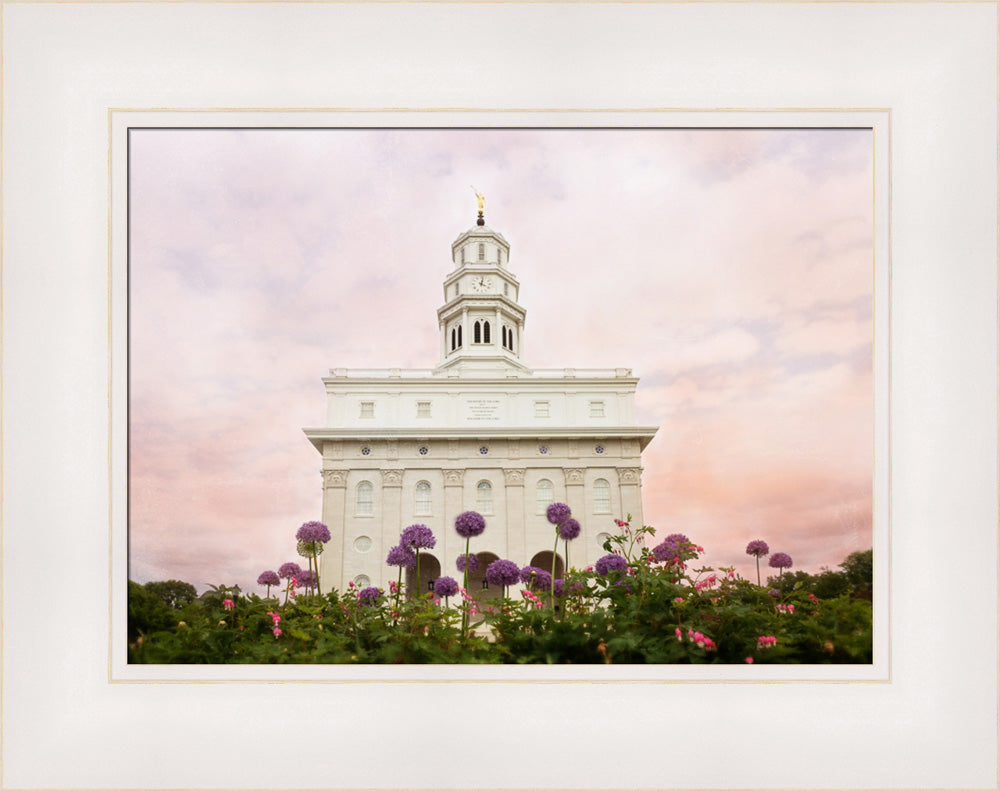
[530, 551, 564, 581]
[405, 553, 441, 598]
[465, 551, 501, 614]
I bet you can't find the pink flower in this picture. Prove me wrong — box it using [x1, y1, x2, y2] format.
[222, 598, 234, 610]
[675, 627, 683, 641]
[273, 627, 282, 638]
[673, 597, 684, 604]
[745, 656, 754, 664]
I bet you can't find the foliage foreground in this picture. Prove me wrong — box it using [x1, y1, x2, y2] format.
[129, 516, 873, 665]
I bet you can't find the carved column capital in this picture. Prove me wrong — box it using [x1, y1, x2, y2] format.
[618, 467, 643, 485]
[564, 467, 586, 486]
[503, 468, 526, 486]
[443, 469, 466, 487]
[322, 469, 348, 488]
[380, 469, 404, 487]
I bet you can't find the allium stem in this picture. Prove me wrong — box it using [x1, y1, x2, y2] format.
[415, 548, 422, 599]
[461, 537, 470, 637]
[756, 556, 761, 587]
[550, 529, 559, 604]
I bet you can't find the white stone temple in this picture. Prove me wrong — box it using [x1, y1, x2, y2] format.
[304, 199, 658, 595]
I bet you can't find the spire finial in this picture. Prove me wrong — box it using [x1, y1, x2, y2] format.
[471, 186, 485, 226]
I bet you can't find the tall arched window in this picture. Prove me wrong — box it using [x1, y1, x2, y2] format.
[451, 327, 456, 351]
[483, 320, 491, 343]
[356, 481, 374, 516]
[476, 480, 493, 515]
[594, 478, 612, 514]
[474, 321, 482, 344]
[502, 326, 508, 348]
[457, 325, 462, 347]
[478, 243, 485, 261]
[415, 481, 432, 516]
[536, 479, 554, 513]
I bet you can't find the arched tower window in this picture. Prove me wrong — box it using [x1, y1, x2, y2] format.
[415, 481, 432, 516]
[356, 481, 374, 516]
[474, 321, 482, 344]
[483, 320, 491, 343]
[502, 326, 508, 348]
[457, 325, 462, 347]
[478, 243, 485, 261]
[536, 479, 554, 513]
[476, 480, 493, 515]
[594, 478, 612, 514]
[451, 327, 456, 351]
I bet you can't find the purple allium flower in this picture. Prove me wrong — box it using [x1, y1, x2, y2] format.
[257, 570, 280, 587]
[433, 576, 460, 598]
[386, 544, 417, 569]
[768, 588, 781, 598]
[454, 510, 486, 538]
[296, 570, 316, 588]
[746, 539, 770, 557]
[278, 562, 303, 580]
[558, 517, 581, 541]
[400, 524, 436, 550]
[652, 533, 692, 564]
[519, 566, 552, 591]
[769, 552, 793, 569]
[485, 559, 522, 588]
[546, 502, 572, 525]
[358, 586, 381, 605]
[456, 553, 480, 573]
[296, 520, 331, 544]
[595, 553, 628, 576]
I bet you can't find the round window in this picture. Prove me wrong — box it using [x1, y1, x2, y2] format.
[354, 575, 371, 588]
[354, 536, 373, 553]
[479, 446, 489, 455]
[418, 446, 429, 455]
[595, 445, 605, 454]
[361, 446, 371, 456]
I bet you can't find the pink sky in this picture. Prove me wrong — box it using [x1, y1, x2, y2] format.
[128, 127, 873, 593]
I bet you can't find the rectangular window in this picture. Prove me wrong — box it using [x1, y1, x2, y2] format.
[534, 400, 550, 418]
[478, 243, 485, 261]
[360, 401, 374, 418]
[417, 401, 431, 418]
[589, 400, 606, 418]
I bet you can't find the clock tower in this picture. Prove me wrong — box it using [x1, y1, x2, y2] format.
[436, 197, 528, 373]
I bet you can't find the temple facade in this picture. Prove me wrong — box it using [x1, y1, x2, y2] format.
[304, 202, 658, 595]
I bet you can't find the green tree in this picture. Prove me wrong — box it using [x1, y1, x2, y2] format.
[839, 549, 873, 598]
[144, 579, 198, 609]
[128, 580, 177, 641]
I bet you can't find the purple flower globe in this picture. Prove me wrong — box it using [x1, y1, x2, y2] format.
[400, 524, 436, 550]
[768, 588, 781, 598]
[485, 559, 522, 588]
[595, 553, 628, 576]
[652, 533, 692, 564]
[358, 586, 381, 605]
[257, 570, 280, 587]
[296, 521, 331, 544]
[455, 511, 486, 538]
[769, 552, 793, 569]
[433, 576, 460, 598]
[386, 544, 417, 569]
[558, 518, 581, 541]
[278, 562, 303, 580]
[746, 539, 770, 557]
[296, 570, 316, 588]
[519, 566, 552, 591]
[546, 502, 572, 525]
[456, 553, 480, 573]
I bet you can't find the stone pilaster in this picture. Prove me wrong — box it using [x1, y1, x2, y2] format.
[320, 469, 347, 593]
[503, 468, 526, 562]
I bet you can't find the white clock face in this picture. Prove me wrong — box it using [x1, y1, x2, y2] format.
[472, 276, 492, 293]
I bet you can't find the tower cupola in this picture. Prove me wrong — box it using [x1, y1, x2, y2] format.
[436, 192, 528, 373]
